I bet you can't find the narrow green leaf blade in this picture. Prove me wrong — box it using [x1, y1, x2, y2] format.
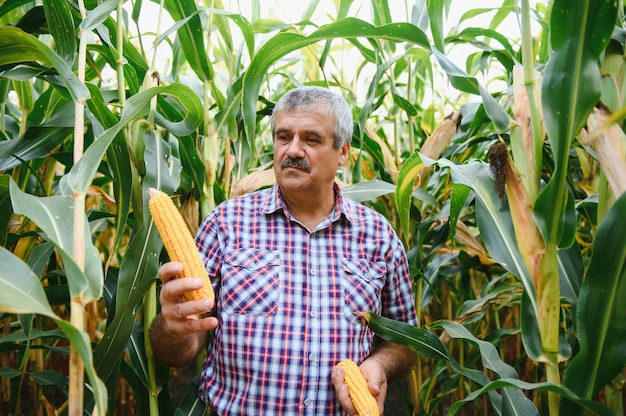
[436, 321, 538, 415]
[395, 152, 426, 244]
[438, 159, 538, 314]
[538, 0, 617, 247]
[360, 312, 448, 360]
[426, 0, 444, 51]
[94, 131, 176, 382]
[42, 0, 76, 65]
[0, 26, 88, 102]
[94, 222, 160, 382]
[561, 191, 626, 413]
[174, 374, 210, 415]
[80, 0, 118, 32]
[449, 378, 618, 416]
[9, 180, 103, 302]
[243, 17, 430, 143]
[432, 48, 511, 131]
[59, 83, 202, 196]
[342, 179, 396, 203]
[0, 175, 12, 247]
[0, 246, 56, 317]
[0, 126, 71, 170]
[164, 0, 214, 81]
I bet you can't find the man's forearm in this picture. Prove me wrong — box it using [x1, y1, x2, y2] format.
[149, 313, 207, 367]
[368, 339, 416, 382]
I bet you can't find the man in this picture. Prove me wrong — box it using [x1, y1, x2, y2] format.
[149, 86, 417, 415]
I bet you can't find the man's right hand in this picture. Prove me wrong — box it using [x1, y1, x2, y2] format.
[158, 261, 218, 335]
[148, 261, 217, 367]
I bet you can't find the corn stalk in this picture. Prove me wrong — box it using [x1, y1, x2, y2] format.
[69, 0, 89, 413]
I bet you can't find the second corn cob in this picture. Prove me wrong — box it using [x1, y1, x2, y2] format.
[148, 188, 214, 301]
[337, 359, 379, 416]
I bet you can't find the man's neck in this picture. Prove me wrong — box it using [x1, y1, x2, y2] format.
[280, 187, 337, 231]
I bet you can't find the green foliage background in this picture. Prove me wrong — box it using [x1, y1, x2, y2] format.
[0, 0, 624, 415]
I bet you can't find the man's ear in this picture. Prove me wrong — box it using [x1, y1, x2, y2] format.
[338, 143, 350, 166]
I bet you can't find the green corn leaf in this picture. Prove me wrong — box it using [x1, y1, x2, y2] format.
[439, 158, 575, 363]
[360, 312, 448, 360]
[85, 83, 132, 259]
[561, 191, 626, 415]
[178, 134, 206, 198]
[0, 77, 10, 106]
[0, 246, 107, 415]
[9, 179, 104, 302]
[59, 83, 202, 197]
[439, 320, 523, 379]
[437, 159, 538, 313]
[164, 0, 214, 82]
[94, 130, 178, 383]
[0, 0, 31, 18]
[12, 79, 33, 113]
[426, 0, 445, 51]
[243, 17, 430, 145]
[42, 0, 76, 66]
[453, 27, 516, 58]
[537, 0, 617, 248]
[0, 176, 12, 247]
[448, 183, 472, 245]
[175, 374, 210, 415]
[557, 242, 583, 306]
[364, 313, 538, 415]
[0, 126, 71, 170]
[431, 48, 511, 131]
[448, 378, 618, 416]
[436, 320, 538, 416]
[0, 329, 66, 345]
[0, 246, 57, 316]
[213, 74, 243, 139]
[125, 320, 150, 390]
[342, 179, 396, 203]
[94, 220, 160, 383]
[395, 151, 427, 244]
[0, 26, 88, 102]
[0, 369, 69, 393]
[80, 0, 118, 32]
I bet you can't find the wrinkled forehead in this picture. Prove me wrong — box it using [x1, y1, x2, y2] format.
[272, 106, 335, 135]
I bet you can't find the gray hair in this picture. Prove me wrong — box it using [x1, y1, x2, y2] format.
[270, 86, 353, 149]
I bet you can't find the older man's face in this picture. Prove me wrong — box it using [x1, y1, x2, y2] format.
[272, 105, 349, 197]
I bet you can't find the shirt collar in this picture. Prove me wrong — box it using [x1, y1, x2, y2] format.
[261, 183, 359, 224]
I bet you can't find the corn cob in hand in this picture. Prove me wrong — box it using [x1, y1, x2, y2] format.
[148, 188, 214, 301]
[337, 359, 380, 416]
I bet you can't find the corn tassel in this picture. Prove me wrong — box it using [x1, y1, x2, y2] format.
[148, 188, 214, 301]
[337, 359, 379, 416]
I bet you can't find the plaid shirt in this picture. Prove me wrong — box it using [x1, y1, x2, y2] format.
[196, 183, 416, 415]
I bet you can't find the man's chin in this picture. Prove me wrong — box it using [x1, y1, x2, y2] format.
[277, 176, 309, 191]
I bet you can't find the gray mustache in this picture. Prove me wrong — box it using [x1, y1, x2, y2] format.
[280, 157, 311, 172]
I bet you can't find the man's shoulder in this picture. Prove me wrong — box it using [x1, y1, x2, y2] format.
[214, 187, 271, 212]
[341, 195, 391, 225]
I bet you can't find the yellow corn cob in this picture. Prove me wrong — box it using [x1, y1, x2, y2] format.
[148, 188, 214, 301]
[337, 359, 379, 416]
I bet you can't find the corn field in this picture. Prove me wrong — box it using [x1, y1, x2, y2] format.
[0, 0, 625, 415]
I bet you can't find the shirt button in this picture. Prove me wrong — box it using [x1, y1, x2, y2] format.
[308, 353, 317, 362]
[304, 399, 312, 407]
[310, 310, 318, 318]
[310, 270, 317, 276]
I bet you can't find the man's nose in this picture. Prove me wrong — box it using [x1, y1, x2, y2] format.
[285, 136, 305, 157]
